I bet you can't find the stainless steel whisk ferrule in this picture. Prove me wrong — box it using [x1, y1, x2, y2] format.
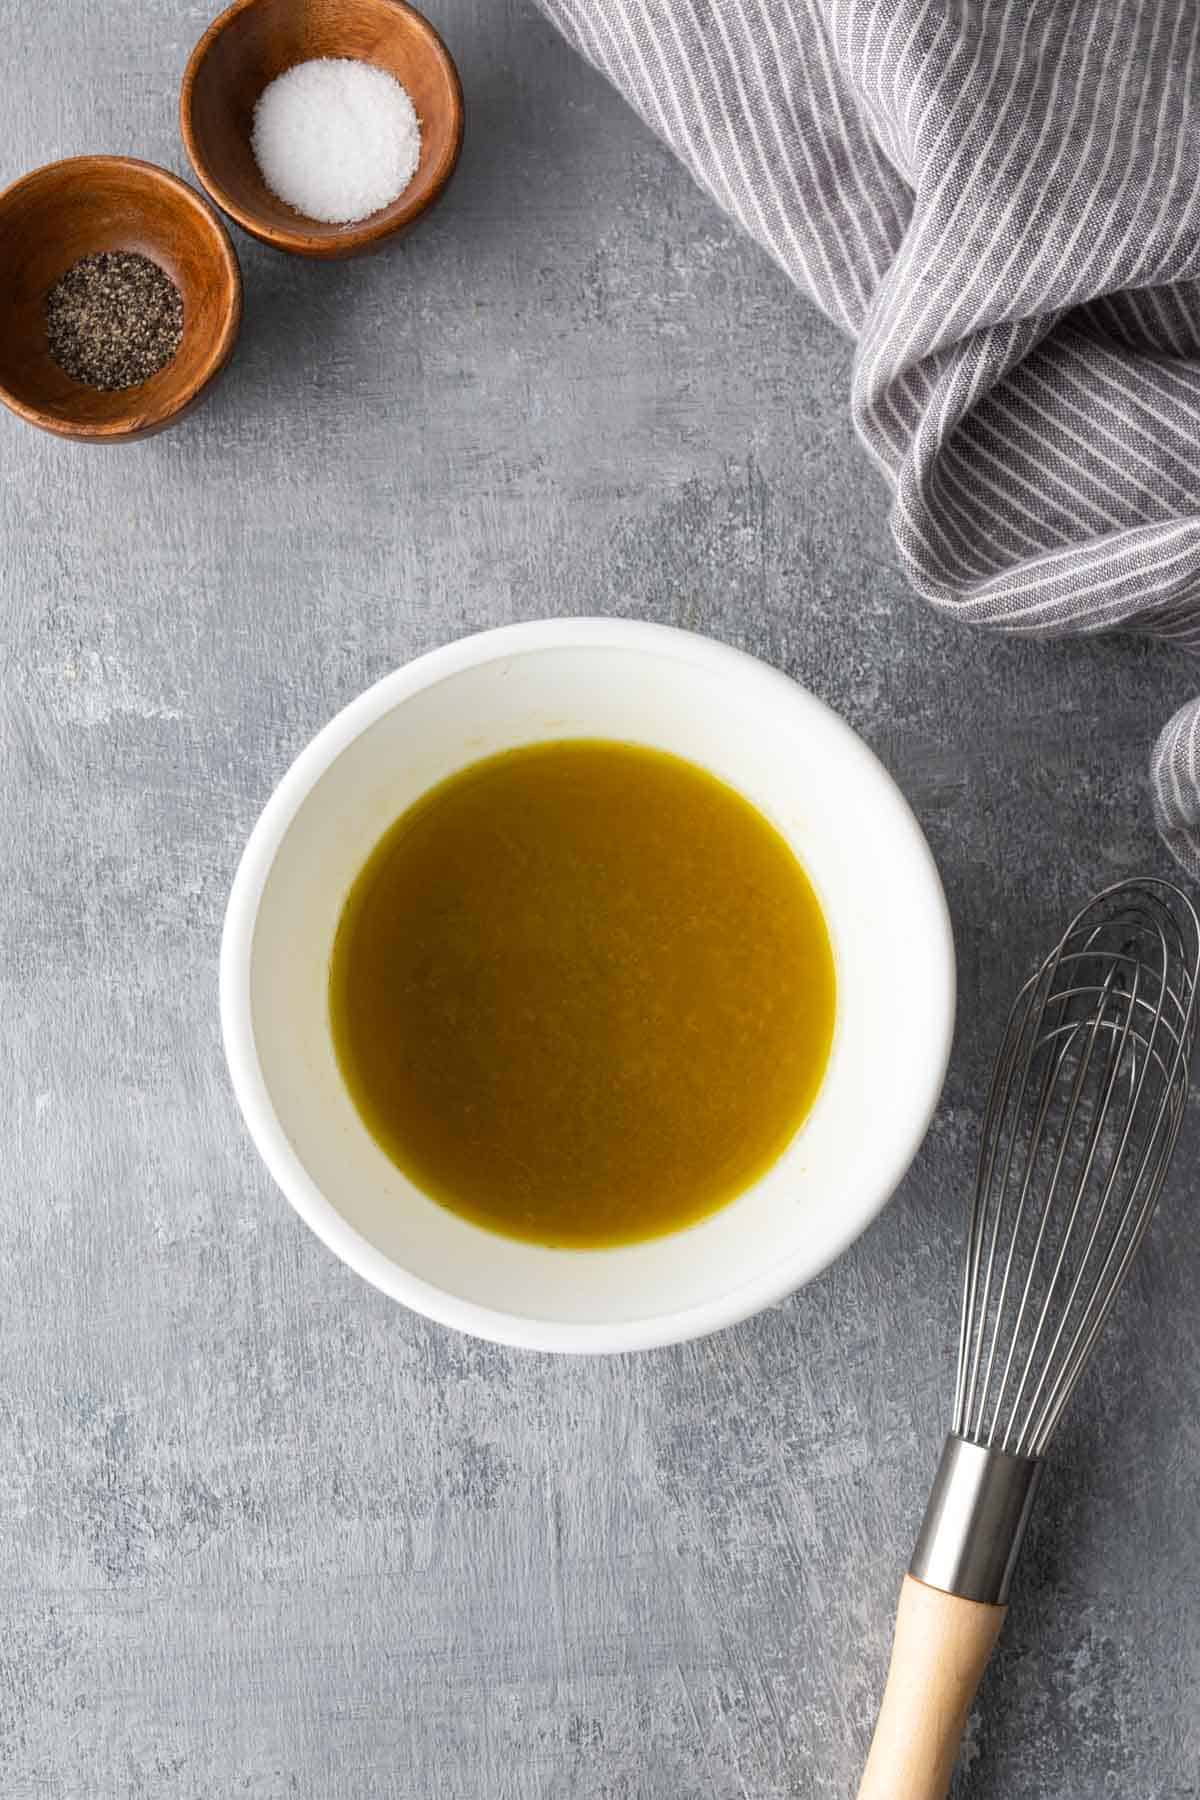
[910, 1434, 1041, 1605]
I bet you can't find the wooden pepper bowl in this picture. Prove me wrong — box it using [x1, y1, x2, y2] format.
[180, 0, 464, 258]
[0, 156, 242, 443]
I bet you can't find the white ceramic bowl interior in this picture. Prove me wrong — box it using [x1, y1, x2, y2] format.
[221, 620, 955, 1351]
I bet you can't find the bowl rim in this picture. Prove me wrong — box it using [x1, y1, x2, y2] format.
[0, 154, 242, 442]
[180, 0, 465, 258]
[220, 618, 957, 1353]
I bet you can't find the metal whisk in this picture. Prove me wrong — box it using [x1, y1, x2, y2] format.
[858, 879, 1199, 1800]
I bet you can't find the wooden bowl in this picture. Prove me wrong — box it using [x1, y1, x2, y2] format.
[0, 159, 241, 446]
[181, 0, 464, 258]
[0, 156, 242, 444]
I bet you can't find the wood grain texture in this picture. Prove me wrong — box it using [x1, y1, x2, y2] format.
[858, 1577, 1006, 1800]
[181, 0, 463, 257]
[0, 156, 240, 441]
[0, 0, 1198, 1795]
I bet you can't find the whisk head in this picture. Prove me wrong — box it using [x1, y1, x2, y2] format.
[953, 878, 1199, 1461]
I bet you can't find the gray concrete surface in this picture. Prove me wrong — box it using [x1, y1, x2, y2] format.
[2, 1, 1198, 1795]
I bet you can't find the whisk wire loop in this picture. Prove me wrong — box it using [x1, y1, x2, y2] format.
[951, 879, 1198, 1462]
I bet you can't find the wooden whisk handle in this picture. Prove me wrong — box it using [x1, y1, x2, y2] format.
[856, 1575, 1005, 1800]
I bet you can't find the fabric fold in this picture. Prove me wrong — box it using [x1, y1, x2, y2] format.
[538, 0, 1200, 869]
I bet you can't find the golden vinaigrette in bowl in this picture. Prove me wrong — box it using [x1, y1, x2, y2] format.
[221, 619, 954, 1351]
[328, 739, 836, 1248]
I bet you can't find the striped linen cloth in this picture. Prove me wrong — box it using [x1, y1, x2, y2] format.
[536, 0, 1200, 874]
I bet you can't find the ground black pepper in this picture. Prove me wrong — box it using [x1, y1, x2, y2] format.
[45, 251, 183, 391]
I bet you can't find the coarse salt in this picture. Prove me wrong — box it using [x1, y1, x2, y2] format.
[251, 57, 421, 225]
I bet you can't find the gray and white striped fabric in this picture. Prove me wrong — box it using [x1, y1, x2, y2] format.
[536, 0, 1200, 875]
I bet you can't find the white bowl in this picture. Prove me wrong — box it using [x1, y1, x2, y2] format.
[221, 620, 955, 1352]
